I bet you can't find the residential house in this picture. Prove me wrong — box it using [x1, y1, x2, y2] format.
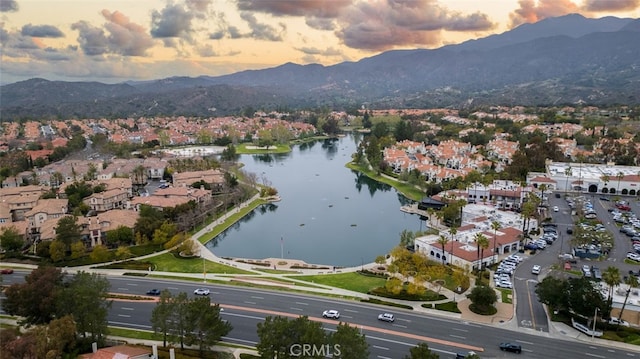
[172, 169, 224, 190]
[84, 188, 130, 213]
[86, 209, 139, 247]
[79, 345, 151, 359]
[24, 198, 68, 240]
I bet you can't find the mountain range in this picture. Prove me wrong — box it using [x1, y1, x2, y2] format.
[2, 13, 639, 120]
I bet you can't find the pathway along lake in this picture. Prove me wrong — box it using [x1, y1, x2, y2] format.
[205, 133, 423, 267]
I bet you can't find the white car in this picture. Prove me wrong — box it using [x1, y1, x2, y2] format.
[553, 206, 559, 212]
[608, 317, 630, 327]
[322, 310, 340, 319]
[194, 288, 210, 295]
[531, 265, 541, 275]
[627, 252, 640, 262]
[496, 281, 513, 289]
[378, 313, 395, 322]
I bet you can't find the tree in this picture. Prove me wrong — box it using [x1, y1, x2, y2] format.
[134, 204, 165, 240]
[330, 323, 369, 359]
[476, 234, 489, 272]
[59, 271, 112, 345]
[618, 275, 639, 322]
[616, 171, 624, 193]
[256, 316, 327, 359]
[467, 285, 497, 314]
[602, 266, 621, 307]
[169, 292, 191, 349]
[436, 235, 449, 266]
[39, 315, 78, 358]
[3, 266, 64, 325]
[566, 277, 608, 318]
[70, 241, 86, 259]
[151, 290, 175, 347]
[184, 298, 232, 356]
[55, 215, 82, 251]
[491, 221, 501, 264]
[115, 245, 133, 260]
[0, 226, 25, 255]
[404, 342, 439, 359]
[399, 229, 415, 248]
[535, 276, 569, 310]
[49, 240, 66, 262]
[105, 225, 134, 247]
[90, 244, 111, 263]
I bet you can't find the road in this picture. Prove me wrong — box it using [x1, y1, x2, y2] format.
[4, 271, 640, 358]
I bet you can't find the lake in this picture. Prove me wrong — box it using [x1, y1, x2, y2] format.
[205, 134, 423, 267]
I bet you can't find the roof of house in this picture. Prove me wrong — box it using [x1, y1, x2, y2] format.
[79, 345, 151, 359]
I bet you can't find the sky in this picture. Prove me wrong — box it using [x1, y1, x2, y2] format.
[1, 0, 639, 85]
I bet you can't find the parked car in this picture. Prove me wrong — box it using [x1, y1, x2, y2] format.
[322, 310, 340, 319]
[627, 252, 640, 262]
[608, 317, 630, 327]
[194, 288, 210, 295]
[377, 313, 395, 322]
[524, 243, 538, 250]
[499, 342, 522, 353]
[146, 289, 161, 296]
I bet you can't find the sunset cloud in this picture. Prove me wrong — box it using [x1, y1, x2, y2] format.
[71, 11, 153, 57]
[0, 0, 18, 12]
[509, 0, 579, 28]
[336, 0, 495, 51]
[583, 0, 640, 12]
[21, 24, 64, 38]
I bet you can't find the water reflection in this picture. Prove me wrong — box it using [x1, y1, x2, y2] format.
[206, 134, 419, 267]
[353, 170, 393, 197]
[321, 138, 339, 160]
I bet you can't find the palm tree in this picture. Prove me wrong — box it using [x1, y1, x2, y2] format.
[477, 234, 490, 272]
[616, 171, 625, 193]
[449, 225, 458, 259]
[473, 233, 488, 271]
[564, 166, 572, 193]
[491, 221, 501, 264]
[437, 235, 450, 266]
[601, 174, 610, 193]
[538, 183, 548, 205]
[602, 266, 621, 307]
[618, 275, 639, 322]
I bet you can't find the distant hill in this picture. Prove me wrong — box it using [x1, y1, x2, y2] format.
[2, 14, 639, 120]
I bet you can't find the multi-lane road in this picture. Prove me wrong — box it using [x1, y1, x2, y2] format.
[3, 271, 639, 358]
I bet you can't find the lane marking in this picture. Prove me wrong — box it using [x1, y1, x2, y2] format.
[290, 307, 304, 311]
[244, 301, 256, 305]
[450, 335, 466, 339]
[117, 288, 129, 291]
[117, 314, 131, 318]
[517, 340, 534, 345]
[392, 324, 407, 329]
[121, 307, 134, 311]
[295, 302, 308, 306]
[126, 283, 138, 286]
[525, 280, 537, 329]
[373, 345, 389, 350]
[251, 296, 264, 299]
[585, 353, 605, 358]
[222, 304, 484, 352]
[344, 309, 359, 313]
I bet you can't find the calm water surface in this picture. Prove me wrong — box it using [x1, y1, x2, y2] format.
[205, 134, 422, 267]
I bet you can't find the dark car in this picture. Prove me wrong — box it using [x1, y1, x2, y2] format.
[566, 227, 573, 234]
[0, 268, 14, 274]
[146, 289, 161, 296]
[524, 243, 538, 250]
[500, 342, 522, 353]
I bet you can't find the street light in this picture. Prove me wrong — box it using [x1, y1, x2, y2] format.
[592, 307, 600, 340]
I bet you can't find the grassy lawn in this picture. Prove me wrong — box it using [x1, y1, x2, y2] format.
[144, 252, 254, 274]
[345, 162, 424, 201]
[291, 272, 387, 293]
[197, 198, 267, 244]
[498, 288, 513, 304]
